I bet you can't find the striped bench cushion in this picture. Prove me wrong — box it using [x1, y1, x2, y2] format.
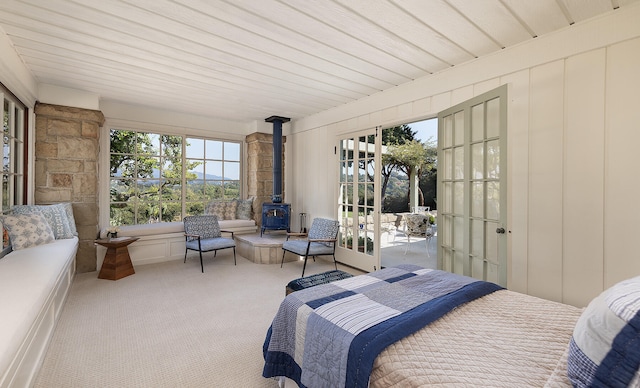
[285, 270, 353, 295]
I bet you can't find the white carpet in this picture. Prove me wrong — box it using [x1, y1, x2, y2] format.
[35, 252, 361, 387]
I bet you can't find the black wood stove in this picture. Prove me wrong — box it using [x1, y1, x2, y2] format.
[261, 116, 291, 237]
[261, 203, 290, 237]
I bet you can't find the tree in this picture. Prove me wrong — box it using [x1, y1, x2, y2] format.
[110, 130, 202, 225]
[380, 125, 416, 199]
[382, 137, 437, 212]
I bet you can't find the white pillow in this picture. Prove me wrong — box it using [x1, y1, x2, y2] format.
[0, 213, 55, 250]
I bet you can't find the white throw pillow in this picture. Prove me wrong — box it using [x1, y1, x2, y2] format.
[0, 212, 55, 250]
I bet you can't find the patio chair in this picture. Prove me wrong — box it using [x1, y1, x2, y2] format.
[281, 218, 339, 277]
[403, 213, 434, 256]
[183, 215, 236, 272]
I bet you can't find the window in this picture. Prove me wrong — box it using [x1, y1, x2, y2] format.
[1, 84, 27, 250]
[109, 129, 241, 226]
[185, 137, 240, 214]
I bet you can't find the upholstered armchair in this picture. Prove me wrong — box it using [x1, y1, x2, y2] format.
[183, 215, 236, 272]
[281, 218, 339, 277]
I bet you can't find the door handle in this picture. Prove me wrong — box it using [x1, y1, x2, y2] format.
[496, 227, 505, 234]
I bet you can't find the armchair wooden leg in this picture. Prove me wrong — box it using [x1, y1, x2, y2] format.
[301, 255, 309, 277]
[233, 247, 237, 265]
[281, 250, 286, 268]
[184, 249, 187, 263]
[199, 251, 204, 273]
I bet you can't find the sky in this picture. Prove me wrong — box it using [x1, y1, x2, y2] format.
[407, 118, 438, 143]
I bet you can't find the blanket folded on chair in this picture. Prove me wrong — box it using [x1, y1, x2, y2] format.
[262, 264, 504, 388]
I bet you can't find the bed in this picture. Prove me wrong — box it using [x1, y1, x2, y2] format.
[262, 264, 640, 387]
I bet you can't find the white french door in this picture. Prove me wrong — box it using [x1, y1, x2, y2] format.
[336, 129, 381, 273]
[437, 85, 508, 286]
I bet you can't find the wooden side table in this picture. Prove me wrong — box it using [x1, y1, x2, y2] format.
[95, 237, 139, 280]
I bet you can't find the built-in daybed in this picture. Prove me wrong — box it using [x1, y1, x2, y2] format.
[0, 204, 79, 388]
[96, 198, 257, 267]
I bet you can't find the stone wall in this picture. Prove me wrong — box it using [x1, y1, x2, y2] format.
[34, 103, 104, 273]
[245, 132, 285, 227]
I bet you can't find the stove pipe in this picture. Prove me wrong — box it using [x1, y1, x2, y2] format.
[265, 116, 290, 203]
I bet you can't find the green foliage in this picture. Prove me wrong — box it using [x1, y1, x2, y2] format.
[346, 235, 374, 254]
[382, 124, 416, 145]
[109, 129, 240, 226]
[381, 126, 437, 213]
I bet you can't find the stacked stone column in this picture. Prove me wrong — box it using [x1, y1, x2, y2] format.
[34, 103, 104, 273]
[245, 132, 285, 227]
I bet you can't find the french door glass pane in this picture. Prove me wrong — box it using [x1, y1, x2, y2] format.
[486, 98, 500, 138]
[443, 149, 452, 180]
[454, 111, 464, 145]
[487, 182, 500, 221]
[454, 147, 464, 179]
[453, 182, 464, 215]
[444, 116, 453, 147]
[471, 103, 484, 142]
[454, 250, 464, 274]
[471, 182, 483, 217]
[471, 143, 483, 179]
[471, 219, 483, 257]
[472, 256, 485, 279]
[453, 216, 463, 251]
[443, 182, 452, 213]
[443, 248, 452, 272]
[443, 215, 452, 246]
[486, 221, 498, 263]
[487, 140, 500, 179]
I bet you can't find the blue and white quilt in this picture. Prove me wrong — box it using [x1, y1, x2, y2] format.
[262, 264, 504, 388]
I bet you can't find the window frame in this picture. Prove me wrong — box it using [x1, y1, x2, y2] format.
[107, 127, 243, 226]
[1, 82, 28, 253]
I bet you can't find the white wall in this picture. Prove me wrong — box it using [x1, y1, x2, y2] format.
[288, 4, 640, 307]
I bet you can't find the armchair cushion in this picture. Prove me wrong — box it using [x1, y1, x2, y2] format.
[185, 238, 235, 251]
[282, 240, 336, 256]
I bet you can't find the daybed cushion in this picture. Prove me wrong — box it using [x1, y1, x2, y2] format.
[0, 237, 78, 376]
[567, 275, 640, 387]
[236, 197, 254, 220]
[0, 212, 55, 250]
[206, 201, 228, 219]
[11, 203, 76, 239]
[204, 197, 255, 220]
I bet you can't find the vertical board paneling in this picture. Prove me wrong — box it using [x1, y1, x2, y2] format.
[563, 49, 606, 306]
[604, 37, 640, 288]
[528, 60, 565, 302]
[289, 132, 305, 231]
[501, 70, 530, 293]
[311, 129, 332, 218]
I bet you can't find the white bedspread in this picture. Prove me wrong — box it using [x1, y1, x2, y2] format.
[370, 289, 582, 387]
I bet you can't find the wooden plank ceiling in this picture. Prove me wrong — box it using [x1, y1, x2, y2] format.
[0, 0, 635, 123]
